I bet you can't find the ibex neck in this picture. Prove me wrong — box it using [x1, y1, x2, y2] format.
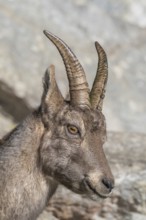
[2, 111, 43, 150]
[0, 111, 58, 220]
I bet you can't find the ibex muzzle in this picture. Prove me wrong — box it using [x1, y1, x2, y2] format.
[0, 31, 114, 220]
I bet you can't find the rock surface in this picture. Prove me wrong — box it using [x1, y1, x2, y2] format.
[0, 0, 146, 220]
[0, 0, 146, 133]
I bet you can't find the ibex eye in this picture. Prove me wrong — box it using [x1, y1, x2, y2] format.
[67, 125, 79, 135]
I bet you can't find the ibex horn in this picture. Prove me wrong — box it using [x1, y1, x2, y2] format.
[90, 41, 108, 110]
[43, 30, 90, 108]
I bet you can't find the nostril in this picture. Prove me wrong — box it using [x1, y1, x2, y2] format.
[102, 178, 114, 192]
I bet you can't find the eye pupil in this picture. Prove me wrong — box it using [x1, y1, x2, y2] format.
[68, 125, 78, 134]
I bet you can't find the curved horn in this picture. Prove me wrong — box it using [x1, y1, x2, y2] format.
[90, 41, 108, 110]
[43, 30, 90, 108]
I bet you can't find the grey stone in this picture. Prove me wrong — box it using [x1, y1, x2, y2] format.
[0, 0, 146, 133]
[0, 0, 146, 219]
[37, 211, 58, 220]
[0, 111, 15, 137]
[131, 213, 146, 220]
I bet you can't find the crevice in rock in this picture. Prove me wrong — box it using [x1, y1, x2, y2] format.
[0, 80, 32, 122]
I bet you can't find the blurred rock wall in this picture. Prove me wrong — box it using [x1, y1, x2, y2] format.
[0, 0, 146, 133]
[0, 0, 146, 220]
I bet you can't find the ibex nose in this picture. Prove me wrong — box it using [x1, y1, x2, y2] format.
[84, 172, 114, 198]
[102, 177, 114, 192]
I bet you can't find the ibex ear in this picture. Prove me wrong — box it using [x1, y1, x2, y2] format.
[41, 65, 64, 123]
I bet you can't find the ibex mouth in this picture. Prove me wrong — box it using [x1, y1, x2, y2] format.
[84, 179, 108, 199]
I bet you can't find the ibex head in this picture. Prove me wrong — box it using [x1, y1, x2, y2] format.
[40, 31, 114, 200]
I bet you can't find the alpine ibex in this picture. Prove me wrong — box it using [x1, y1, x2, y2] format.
[0, 30, 114, 220]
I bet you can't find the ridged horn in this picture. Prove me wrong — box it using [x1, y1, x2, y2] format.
[43, 30, 90, 108]
[90, 41, 108, 110]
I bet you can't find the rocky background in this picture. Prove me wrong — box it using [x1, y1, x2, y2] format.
[0, 0, 146, 219]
